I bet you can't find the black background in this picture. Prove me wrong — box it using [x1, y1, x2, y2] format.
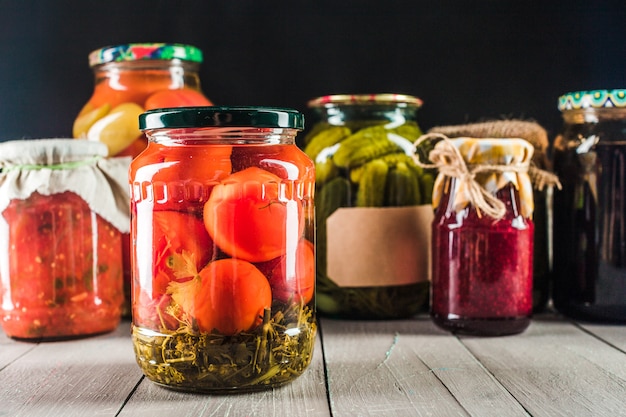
[1, 0, 625, 143]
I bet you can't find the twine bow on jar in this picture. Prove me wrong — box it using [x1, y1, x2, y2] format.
[412, 133, 535, 220]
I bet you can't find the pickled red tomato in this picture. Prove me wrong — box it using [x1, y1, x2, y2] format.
[192, 259, 272, 335]
[203, 167, 304, 263]
[231, 144, 315, 181]
[256, 239, 315, 304]
[151, 211, 214, 296]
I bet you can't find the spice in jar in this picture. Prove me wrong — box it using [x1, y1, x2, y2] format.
[73, 43, 213, 158]
[552, 89, 626, 322]
[305, 94, 433, 319]
[130, 107, 316, 392]
[415, 134, 535, 336]
[0, 139, 130, 340]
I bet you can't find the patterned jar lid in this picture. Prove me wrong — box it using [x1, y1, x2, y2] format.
[89, 43, 203, 67]
[558, 89, 626, 111]
[308, 93, 423, 108]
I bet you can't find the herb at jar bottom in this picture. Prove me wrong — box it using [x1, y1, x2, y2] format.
[132, 302, 316, 391]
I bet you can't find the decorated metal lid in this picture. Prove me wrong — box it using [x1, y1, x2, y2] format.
[308, 93, 423, 108]
[89, 43, 203, 67]
[558, 89, 626, 111]
[139, 106, 305, 130]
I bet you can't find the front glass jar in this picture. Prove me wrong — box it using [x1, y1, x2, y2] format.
[130, 107, 316, 392]
[424, 136, 535, 336]
[304, 94, 433, 319]
[0, 139, 129, 341]
[552, 89, 626, 322]
[73, 43, 213, 158]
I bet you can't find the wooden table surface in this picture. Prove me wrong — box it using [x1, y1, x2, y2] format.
[1, 311, 625, 417]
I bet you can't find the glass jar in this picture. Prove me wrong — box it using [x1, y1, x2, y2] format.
[130, 106, 316, 392]
[552, 89, 626, 322]
[73, 42, 213, 158]
[0, 139, 129, 340]
[305, 94, 432, 319]
[74, 42, 213, 316]
[424, 136, 534, 336]
[427, 120, 555, 312]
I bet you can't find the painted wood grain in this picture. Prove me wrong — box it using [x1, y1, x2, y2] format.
[460, 316, 626, 417]
[0, 320, 141, 417]
[118, 333, 330, 417]
[320, 317, 529, 417]
[579, 322, 626, 353]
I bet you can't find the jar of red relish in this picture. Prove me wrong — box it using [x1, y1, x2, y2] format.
[552, 89, 626, 322]
[73, 42, 213, 158]
[418, 135, 535, 336]
[130, 106, 316, 392]
[0, 139, 129, 341]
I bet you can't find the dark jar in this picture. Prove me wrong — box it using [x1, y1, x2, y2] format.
[304, 94, 433, 319]
[552, 89, 626, 323]
[0, 139, 129, 341]
[129, 107, 316, 392]
[73, 43, 212, 158]
[424, 136, 535, 336]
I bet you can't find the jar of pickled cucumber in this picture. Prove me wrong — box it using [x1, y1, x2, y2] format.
[552, 89, 626, 322]
[0, 139, 130, 341]
[130, 106, 316, 392]
[73, 42, 213, 158]
[304, 94, 433, 319]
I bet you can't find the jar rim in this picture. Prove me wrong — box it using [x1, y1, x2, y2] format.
[89, 43, 203, 67]
[558, 89, 626, 111]
[139, 106, 305, 130]
[307, 93, 423, 108]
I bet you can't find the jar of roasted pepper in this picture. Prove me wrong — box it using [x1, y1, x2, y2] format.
[304, 94, 433, 319]
[130, 106, 316, 392]
[418, 135, 534, 336]
[0, 139, 130, 341]
[73, 42, 213, 158]
[552, 89, 626, 322]
[73, 42, 213, 315]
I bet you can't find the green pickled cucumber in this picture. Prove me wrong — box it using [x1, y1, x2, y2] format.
[385, 161, 421, 206]
[315, 158, 339, 184]
[350, 152, 423, 183]
[315, 177, 351, 293]
[304, 126, 351, 161]
[332, 126, 404, 169]
[419, 173, 435, 204]
[356, 159, 389, 207]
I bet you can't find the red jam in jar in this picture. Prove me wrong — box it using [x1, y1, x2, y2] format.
[420, 136, 535, 336]
[130, 107, 316, 392]
[0, 139, 128, 340]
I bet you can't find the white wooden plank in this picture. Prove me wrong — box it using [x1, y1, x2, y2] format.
[0, 330, 37, 370]
[321, 317, 528, 417]
[118, 332, 329, 417]
[578, 322, 626, 352]
[0, 320, 142, 417]
[460, 317, 626, 417]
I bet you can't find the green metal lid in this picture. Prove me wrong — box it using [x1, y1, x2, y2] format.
[308, 93, 423, 108]
[139, 106, 305, 130]
[89, 43, 203, 67]
[558, 89, 626, 111]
